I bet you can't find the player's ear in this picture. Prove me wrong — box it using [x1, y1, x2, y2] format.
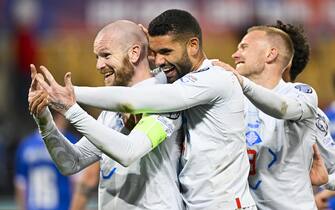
[187, 37, 200, 57]
[128, 44, 141, 64]
[266, 48, 278, 64]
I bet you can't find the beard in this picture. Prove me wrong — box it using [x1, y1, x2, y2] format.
[112, 55, 135, 87]
[176, 50, 193, 78]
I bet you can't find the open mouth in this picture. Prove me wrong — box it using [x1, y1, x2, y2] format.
[160, 66, 176, 76]
[103, 70, 115, 79]
[235, 61, 245, 68]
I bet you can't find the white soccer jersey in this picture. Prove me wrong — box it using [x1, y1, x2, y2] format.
[244, 80, 318, 210]
[35, 74, 185, 210]
[96, 110, 184, 210]
[74, 59, 256, 210]
[304, 108, 335, 190]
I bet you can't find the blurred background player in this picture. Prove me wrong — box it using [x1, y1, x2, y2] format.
[70, 162, 99, 210]
[14, 111, 78, 210]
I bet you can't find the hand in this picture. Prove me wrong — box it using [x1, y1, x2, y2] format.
[315, 190, 335, 210]
[35, 65, 76, 115]
[310, 144, 329, 186]
[212, 60, 243, 86]
[28, 64, 48, 116]
[28, 80, 49, 116]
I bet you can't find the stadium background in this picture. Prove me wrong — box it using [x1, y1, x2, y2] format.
[0, 0, 335, 209]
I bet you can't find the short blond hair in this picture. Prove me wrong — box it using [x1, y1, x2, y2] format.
[248, 26, 294, 69]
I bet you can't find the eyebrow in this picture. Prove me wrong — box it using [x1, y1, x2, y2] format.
[238, 43, 248, 49]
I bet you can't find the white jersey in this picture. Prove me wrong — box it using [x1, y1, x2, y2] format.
[75, 59, 256, 210]
[83, 76, 184, 210]
[96, 110, 183, 210]
[35, 74, 185, 210]
[244, 80, 318, 210]
[305, 108, 335, 190]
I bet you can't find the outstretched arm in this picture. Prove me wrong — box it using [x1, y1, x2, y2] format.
[28, 65, 99, 175]
[33, 108, 100, 175]
[212, 60, 317, 120]
[241, 77, 317, 120]
[65, 103, 181, 167]
[35, 65, 228, 114]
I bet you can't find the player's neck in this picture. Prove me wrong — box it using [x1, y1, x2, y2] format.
[191, 51, 206, 72]
[129, 61, 152, 86]
[249, 67, 282, 89]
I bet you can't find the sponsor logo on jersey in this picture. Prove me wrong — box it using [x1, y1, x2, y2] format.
[294, 84, 313, 94]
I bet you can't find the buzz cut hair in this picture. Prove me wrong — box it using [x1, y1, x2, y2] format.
[148, 9, 202, 48]
[248, 25, 295, 72]
[271, 20, 310, 81]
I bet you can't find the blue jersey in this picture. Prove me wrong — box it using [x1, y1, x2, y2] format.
[325, 102, 335, 140]
[324, 102, 335, 210]
[15, 130, 77, 210]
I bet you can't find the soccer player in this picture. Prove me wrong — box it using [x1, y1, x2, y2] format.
[33, 9, 256, 210]
[276, 21, 335, 209]
[14, 112, 77, 210]
[29, 20, 184, 210]
[212, 22, 324, 209]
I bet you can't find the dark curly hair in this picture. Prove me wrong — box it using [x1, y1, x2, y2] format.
[148, 9, 202, 48]
[272, 20, 310, 81]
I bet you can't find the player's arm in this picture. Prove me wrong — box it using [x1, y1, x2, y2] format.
[212, 60, 317, 120]
[310, 144, 329, 186]
[74, 84, 192, 113]
[70, 162, 99, 210]
[36, 65, 232, 114]
[240, 77, 317, 120]
[73, 70, 233, 114]
[33, 107, 100, 175]
[65, 103, 181, 167]
[313, 110, 335, 190]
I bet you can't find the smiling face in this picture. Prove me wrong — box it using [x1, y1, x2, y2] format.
[232, 30, 270, 78]
[149, 34, 192, 83]
[93, 32, 134, 86]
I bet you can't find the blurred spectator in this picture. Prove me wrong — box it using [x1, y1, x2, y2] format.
[324, 73, 335, 140]
[14, 112, 78, 210]
[322, 73, 335, 210]
[70, 163, 99, 210]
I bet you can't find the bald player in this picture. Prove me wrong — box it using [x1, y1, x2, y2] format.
[33, 9, 256, 210]
[29, 20, 184, 210]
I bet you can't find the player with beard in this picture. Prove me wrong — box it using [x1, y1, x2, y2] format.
[28, 20, 185, 210]
[32, 9, 256, 210]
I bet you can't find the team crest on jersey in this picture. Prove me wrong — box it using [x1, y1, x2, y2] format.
[294, 84, 313, 94]
[180, 74, 197, 83]
[316, 113, 328, 137]
[246, 131, 262, 146]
